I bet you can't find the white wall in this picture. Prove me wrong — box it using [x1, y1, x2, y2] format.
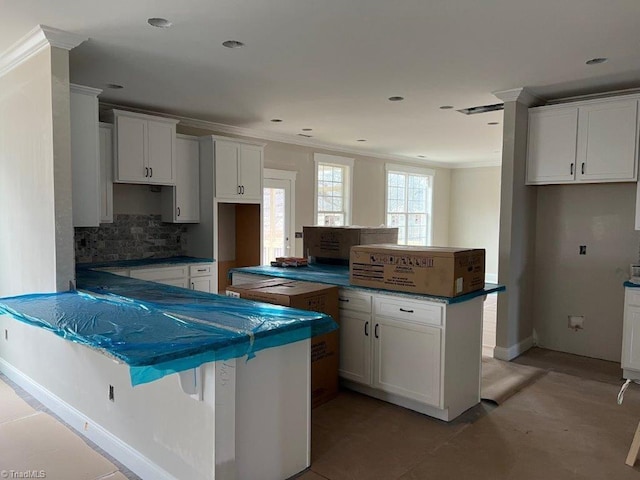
[0, 47, 73, 296]
[533, 183, 640, 362]
[448, 166, 501, 281]
[113, 184, 163, 215]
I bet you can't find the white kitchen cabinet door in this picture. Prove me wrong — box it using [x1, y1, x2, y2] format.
[338, 309, 372, 385]
[373, 318, 442, 407]
[147, 120, 175, 184]
[191, 276, 213, 293]
[115, 114, 147, 183]
[162, 136, 200, 223]
[577, 99, 638, 182]
[215, 141, 241, 198]
[623, 289, 640, 373]
[157, 278, 189, 289]
[526, 107, 578, 184]
[71, 84, 102, 227]
[99, 124, 114, 223]
[239, 144, 263, 200]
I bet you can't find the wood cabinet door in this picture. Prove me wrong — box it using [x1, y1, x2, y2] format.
[577, 99, 638, 182]
[215, 141, 240, 198]
[174, 137, 200, 222]
[338, 309, 372, 385]
[147, 120, 175, 185]
[373, 318, 442, 407]
[239, 144, 263, 200]
[115, 115, 147, 183]
[526, 107, 578, 184]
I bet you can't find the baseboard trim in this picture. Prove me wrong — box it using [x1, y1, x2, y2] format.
[493, 336, 534, 361]
[0, 358, 177, 480]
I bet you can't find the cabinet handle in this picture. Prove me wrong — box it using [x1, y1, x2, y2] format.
[237, 185, 241, 195]
[581, 162, 585, 175]
[570, 163, 574, 175]
[197, 268, 207, 272]
[145, 167, 149, 177]
[399, 308, 414, 313]
[374, 323, 379, 339]
[191, 282, 195, 290]
[150, 167, 153, 178]
[177, 207, 181, 217]
[338, 297, 350, 303]
[364, 321, 369, 336]
[241, 185, 245, 194]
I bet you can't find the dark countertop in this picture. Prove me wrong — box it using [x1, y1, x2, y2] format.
[77, 256, 215, 271]
[230, 264, 505, 304]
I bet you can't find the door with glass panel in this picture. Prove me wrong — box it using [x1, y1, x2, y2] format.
[263, 178, 293, 264]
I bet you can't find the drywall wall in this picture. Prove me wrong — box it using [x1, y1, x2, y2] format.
[533, 183, 640, 362]
[177, 125, 451, 257]
[448, 166, 501, 281]
[113, 184, 163, 214]
[0, 48, 59, 296]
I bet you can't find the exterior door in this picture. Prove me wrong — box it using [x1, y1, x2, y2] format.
[263, 177, 292, 263]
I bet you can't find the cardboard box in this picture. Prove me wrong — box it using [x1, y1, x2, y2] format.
[226, 279, 340, 408]
[303, 226, 399, 263]
[350, 245, 485, 297]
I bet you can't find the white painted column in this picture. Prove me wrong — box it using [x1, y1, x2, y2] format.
[492, 88, 541, 360]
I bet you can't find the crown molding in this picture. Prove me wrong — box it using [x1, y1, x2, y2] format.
[0, 25, 87, 78]
[70, 83, 102, 96]
[492, 87, 543, 107]
[99, 101, 457, 169]
[449, 159, 502, 169]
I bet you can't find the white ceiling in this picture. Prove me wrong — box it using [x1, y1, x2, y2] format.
[3, 0, 640, 166]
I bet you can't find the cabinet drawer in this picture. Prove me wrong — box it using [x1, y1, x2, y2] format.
[627, 289, 640, 307]
[375, 296, 443, 326]
[190, 264, 213, 277]
[129, 265, 188, 282]
[338, 289, 372, 313]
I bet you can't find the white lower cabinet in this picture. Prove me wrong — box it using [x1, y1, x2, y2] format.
[373, 318, 441, 407]
[339, 309, 372, 384]
[126, 263, 214, 293]
[622, 288, 640, 378]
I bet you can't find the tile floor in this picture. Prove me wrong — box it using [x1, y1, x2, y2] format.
[2, 347, 639, 480]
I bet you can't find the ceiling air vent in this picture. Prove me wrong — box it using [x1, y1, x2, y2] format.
[457, 103, 504, 115]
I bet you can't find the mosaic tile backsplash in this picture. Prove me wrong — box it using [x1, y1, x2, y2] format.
[75, 214, 188, 263]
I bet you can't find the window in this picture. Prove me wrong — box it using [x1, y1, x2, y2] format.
[314, 154, 353, 226]
[385, 164, 434, 245]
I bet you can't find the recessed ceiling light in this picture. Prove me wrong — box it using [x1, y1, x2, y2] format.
[223, 40, 245, 49]
[270, 119, 283, 123]
[147, 18, 172, 28]
[302, 128, 313, 131]
[298, 133, 313, 138]
[388, 96, 404, 102]
[586, 57, 607, 65]
[105, 83, 124, 90]
[357, 139, 367, 142]
[417, 155, 426, 158]
[488, 122, 500, 125]
[439, 105, 454, 109]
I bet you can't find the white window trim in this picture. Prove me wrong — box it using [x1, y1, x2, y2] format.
[385, 163, 435, 246]
[314, 153, 354, 226]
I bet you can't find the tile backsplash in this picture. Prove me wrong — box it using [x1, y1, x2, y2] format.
[75, 214, 188, 263]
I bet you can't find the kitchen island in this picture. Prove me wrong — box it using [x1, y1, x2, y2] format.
[0, 266, 337, 480]
[231, 264, 505, 421]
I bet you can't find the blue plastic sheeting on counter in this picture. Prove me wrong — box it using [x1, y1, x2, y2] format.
[0, 273, 336, 386]
[625, 281, 640, 288]
[230, 264, 505, 304]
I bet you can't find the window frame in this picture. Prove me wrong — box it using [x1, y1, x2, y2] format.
[384, 163, 435, 246]
[314, 153, 354, 226]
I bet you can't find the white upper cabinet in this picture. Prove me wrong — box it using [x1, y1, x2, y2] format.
[108, 110, 178, 185]
[99, 123, 114, 224]
[576, 99, 638, 182]
[527, 96, 639, 185]
[214, 139, 264, 201]
[70, 84, 102, 227]
[526, 107, 578, 184]
[162, 135, 200, 223]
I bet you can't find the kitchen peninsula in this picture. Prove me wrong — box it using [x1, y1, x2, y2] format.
[0, 262, 337, 480]
[231, 263, 504, 421]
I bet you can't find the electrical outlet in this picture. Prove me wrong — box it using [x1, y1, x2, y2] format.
[108, 385, 115, 402]
[568, 315, 584, 331]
